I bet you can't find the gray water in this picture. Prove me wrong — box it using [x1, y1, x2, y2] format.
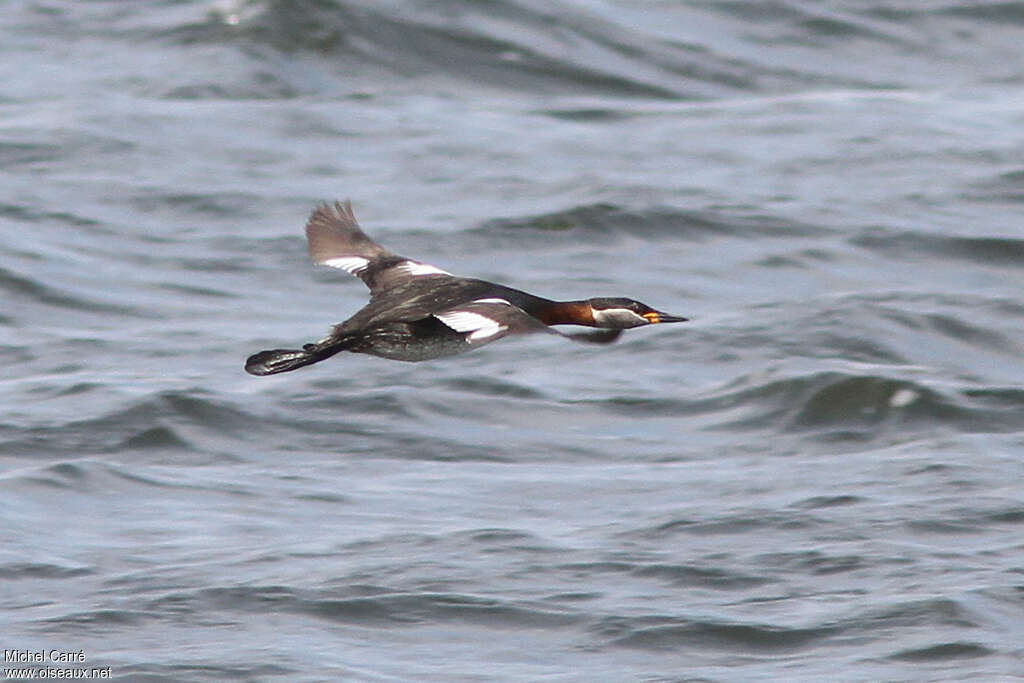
[2, 1, 1024, 680]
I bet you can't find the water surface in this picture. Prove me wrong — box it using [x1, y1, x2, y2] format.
[2, 1, 1023, 680]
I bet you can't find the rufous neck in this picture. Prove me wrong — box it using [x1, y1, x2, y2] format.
[536, 300, 595, 326]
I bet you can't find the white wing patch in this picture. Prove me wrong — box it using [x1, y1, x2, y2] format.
[322, 256, 369, 275]
[435, 311, 506, 341]
[434, 298, 514, 342]
[393, 260, 451, 277]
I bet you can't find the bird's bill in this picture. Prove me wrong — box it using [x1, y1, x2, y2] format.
[643, 311, 688, 324]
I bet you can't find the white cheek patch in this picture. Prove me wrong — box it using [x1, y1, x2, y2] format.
[435, 310, 507, 341]
[322, 256, 369, 275]
[592, 308, 647, 328]
[393, 260, 452, 277]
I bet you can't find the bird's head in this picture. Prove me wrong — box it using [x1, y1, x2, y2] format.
[586, 297, 688, 329]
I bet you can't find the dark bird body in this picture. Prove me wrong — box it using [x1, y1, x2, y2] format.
[245, 201, 687, 375]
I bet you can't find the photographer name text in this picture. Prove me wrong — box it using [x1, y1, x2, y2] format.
[4, 652, 84, 665]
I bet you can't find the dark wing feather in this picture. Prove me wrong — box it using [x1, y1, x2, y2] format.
[562, 329, 623, 344]
[433, 299, 624, 348]
[306, 201, 392, 267]
[305, 200, 455, 293]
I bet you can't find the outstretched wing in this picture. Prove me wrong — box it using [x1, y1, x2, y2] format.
[433, 298, 623, 348]
[305, 200, 454, 293]
[560, 328, 623, 344]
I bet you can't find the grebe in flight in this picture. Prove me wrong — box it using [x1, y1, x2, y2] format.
[245, 201, 686, 375]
